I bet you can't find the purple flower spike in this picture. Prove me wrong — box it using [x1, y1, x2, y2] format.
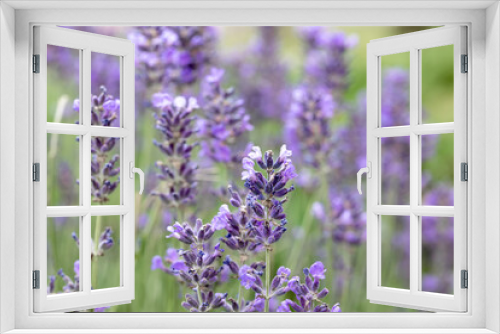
[151, 93, 198, 210]
[281, 261, 340, 312]
[53, 261, 80, 294]
[198, 67, 253, 164]
[86, 86, 120, 204]
[231, 27, 290, 119]
[129, 27, 215, 90]
[300, 27, 356, 96]
[284, 87, 336, 170]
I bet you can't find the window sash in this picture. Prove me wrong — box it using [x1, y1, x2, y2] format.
[366, 26, 467, 312]
[33, 26, 136, 313]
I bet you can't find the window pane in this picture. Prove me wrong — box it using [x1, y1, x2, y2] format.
[381, 136, 410, 205]
[91, 136, 120, 205]
[47, 133, 80, 206]
[421, 45, 454, 124]
[47, 45, 80, 124]
[422, 133, 454, 206]
[380, 52, 410, 127]
[91, 215, 120, 290]
[47, 217, 80, 294]
[381, 215, 410, 290]
[91, 52, 121, 128]
[421, 217, 454, 294]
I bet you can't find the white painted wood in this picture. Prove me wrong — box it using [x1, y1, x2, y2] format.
[3, 0, 497, 10]
[33, 26, 135, 313]
[367, 26, 467, 312]
[485, 3, 500, 333]
[0, 2, 17, 333]
[372, 205, 454, 217]
[8, 5, 489, 333]
[46, 123, 130, 137]
[373, 123, 454, 137]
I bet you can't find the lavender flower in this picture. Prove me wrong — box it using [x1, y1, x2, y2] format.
[181, 291, 227, 312]
[164, 27, 216, 89]
[238, 264, 290, 296]
[381, 68, 410, 127]
[241, 145, 297, 242]
[327, 188, 366, 246]
[312, 187, 366, 299]
[129, 26, 216, 92]
[238, 264, 263, 291]
[91, 52, 121, 98]
[128, 27, 179, 88]
[276, 261, 340, 313]
[151, 94, 198, 209]
[330, 94, 367, 184]
[224, 295, 266, 313]
[222, 266, 290, 313]
[75, 86, 121, 204]
[71, 226, 115, 260]
[231, 27, 289, 119]
[216, 145, 297, 262]
[198, 68, 253, 163]
[48, 258, 110, 312]
[299, 27, 357, 99]
[151, 248, 189, 274]
[240, 144, 297, 312]
[166, 218, 222, 246]
[93, 227, 115, 257]
[160, 217, 226, 312]
[56, 260, 80, 293]
[284, 87, 336, 169]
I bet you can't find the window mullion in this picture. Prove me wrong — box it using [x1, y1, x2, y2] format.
[81, 47, 92, 295]
[409, 47, 420, 294]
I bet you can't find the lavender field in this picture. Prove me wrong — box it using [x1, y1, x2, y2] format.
[46, 26, 455, 312]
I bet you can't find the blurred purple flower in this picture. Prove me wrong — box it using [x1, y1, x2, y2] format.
[285, 87, 336, 169]
[299, 27, 356, 99]
[230, 27, 290, 119]
[48, 260, 80, 295]
[198, 67, 253, 163]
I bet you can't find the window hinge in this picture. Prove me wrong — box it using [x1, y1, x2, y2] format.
[461, 270, 468, 289]
[461, 162, 468, 181]
[33, 163, 40, 182]
[33, 54, 40, 73]
[461, 54, 468, 73]
[33, 270, 40, 289]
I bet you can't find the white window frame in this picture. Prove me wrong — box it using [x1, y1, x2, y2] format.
[366, 26, 467, 312]
[33, 26, 136, 313]
[1, 1, 499, 333]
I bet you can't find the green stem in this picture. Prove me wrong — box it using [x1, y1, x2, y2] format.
[265, 246, 271, 313]
[196, 284, 203, 310]
[92, 215, 102, 289]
